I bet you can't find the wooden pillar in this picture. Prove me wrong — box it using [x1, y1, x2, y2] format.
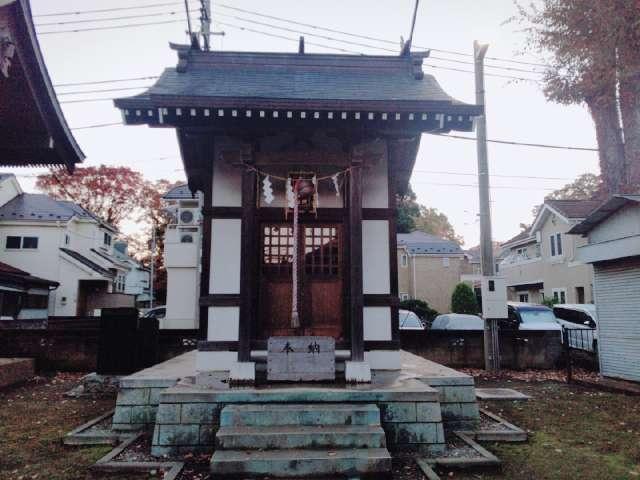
[387, 140, 400, 343]
[349, 153, 364, 361]
[238, 145, 257, 362]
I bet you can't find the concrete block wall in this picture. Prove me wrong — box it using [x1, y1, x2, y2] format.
[112, 378, 179, 431]
[423, 378, 480, 430]
[150, 395, 445, 456]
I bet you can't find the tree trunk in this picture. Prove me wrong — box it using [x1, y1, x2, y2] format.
[617, 2, 640, 193]
[586, 90, 626, 197]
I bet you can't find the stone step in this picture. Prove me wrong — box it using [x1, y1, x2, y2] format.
[210, 448, 392, 478]
[216, 425, 387, 450]
[219, 403, 380, 427]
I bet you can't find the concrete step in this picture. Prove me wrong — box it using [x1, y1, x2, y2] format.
[216, 425, 387, 450]
[210, 448, 392, 478]
[219, 403, 380, 427]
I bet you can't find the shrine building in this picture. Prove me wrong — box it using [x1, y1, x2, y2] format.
[114, 44, 481, 383]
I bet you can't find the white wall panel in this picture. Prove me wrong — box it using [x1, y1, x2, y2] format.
[363, 306, 392, 341]
[207, 306, 240, 341]
[362, 220, 390, 294]
[362, 152, 388, 208]
[209, 218, 241, 294]
[212, 160, 242, 207]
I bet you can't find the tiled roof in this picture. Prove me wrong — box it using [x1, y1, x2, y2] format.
[0, 260, 59, 288]
[546, 199, 602, 219]
[115, 50, 482, 116]
[0, 193, 92, 221]
[59, 248, 114, 278]
[501, 229, 534, 247]
[162, 184, 194, 200]
[569, 195, 640, 235]
[398, 231, 463, 255]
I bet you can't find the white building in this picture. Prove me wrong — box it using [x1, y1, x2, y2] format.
[161, 184, 202, 329]
[0, 173, 148, 316]
[113, 240, 152, 308]
[570, 195, 640, 382]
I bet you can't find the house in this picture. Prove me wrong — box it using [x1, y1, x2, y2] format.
[569, 195, 640, 382]
[0, 0, 83, 171]
[161, 184, 202, 329]
[113, 240, 152, 309]
[465, 241, 506, 276]
[113, 45, 482, 383]
[0, 260, 58, 320]
[500, 199, 600, 304]
[0, 174, 146, 316]
[397, 231, 471, 313]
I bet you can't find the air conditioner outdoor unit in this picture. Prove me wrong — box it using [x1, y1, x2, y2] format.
[178, 208, 199, 225]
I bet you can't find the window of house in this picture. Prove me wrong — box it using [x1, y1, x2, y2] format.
[5, 236, 38, 249]
[22, 237, 38, 249]
[576, 286, 585, 304]
[103, 232, 112, 246]
[24, 294, 48, 309]
[550, 233, 563, 257]
[400, 253, 408, 268]
[442, 257, 450, 267]
[552, 288, 567, 304]
[399, 293, 410, 301]
[519, 293, 529, 303]
[65, 234, 70, 245]
[0, 291, 22, 318]
[6, 236, 21, 249]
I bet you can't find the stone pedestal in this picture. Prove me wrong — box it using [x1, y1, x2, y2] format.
[267, 336, 335, 381]
[345, 361, 372, 383]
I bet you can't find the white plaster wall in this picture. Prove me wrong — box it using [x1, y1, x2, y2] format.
[209, 219, 241, 294]
[207, 306, 240, 341]
[212, 158, 242, 207]
[363, 306, 392, 341]
[365, 350, 401, 370]
[0, 176, 21, 207]
[165, 268, 198, 329]
[362, 220, 390, 294]
[362, 152, 389, 208]
[589, 203, 640, 244]
[0, 223, 62, 283]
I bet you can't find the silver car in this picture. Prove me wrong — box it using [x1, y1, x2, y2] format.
[399, 309, 426, 330]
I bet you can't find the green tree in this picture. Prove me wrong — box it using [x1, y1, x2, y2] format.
[451, 283, 480, 314]
[396, 184, 463, 244]
[399, 299, 439, 327]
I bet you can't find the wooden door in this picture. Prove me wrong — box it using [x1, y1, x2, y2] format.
[259, 223, 344, 341]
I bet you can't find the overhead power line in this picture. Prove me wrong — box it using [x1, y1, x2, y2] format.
[35, 9, 195, 27]
[413, 170, 574, 181]
[429, 133, 598, 152]
[57, 85, 151, 96]
[54, 75, 159, 88]
[71, 122, 123, 130]
[33, 1, 189, 17]
[214, 3, 549, 69]
[37, 18, 185, 35]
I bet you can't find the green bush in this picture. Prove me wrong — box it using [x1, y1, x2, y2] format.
[451, 282, 480, 314]
[399, 299, 439, 326]
[541, 297, 558, 308]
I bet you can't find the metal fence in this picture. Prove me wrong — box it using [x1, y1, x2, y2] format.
[563, 326, 598, 383]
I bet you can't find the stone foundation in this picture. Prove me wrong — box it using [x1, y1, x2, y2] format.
[0, 358, 35, 388]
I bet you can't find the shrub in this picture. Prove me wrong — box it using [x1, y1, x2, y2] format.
[399, 299, 438, 326]
[541, 297, 558, 308]
[451, 282, 480, 314]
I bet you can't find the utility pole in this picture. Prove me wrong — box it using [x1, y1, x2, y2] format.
[199, 0, 225, 51]
[474, 40, 500, 371]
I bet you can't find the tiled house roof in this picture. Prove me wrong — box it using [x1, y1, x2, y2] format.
[398, 231, 463, 255]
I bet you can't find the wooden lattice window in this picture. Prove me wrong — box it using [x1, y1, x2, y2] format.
[304, 226, 339, 277]
[262, 225, 294, 275]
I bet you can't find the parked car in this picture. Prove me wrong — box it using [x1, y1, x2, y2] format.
[506, 302, 562, 336]
[142, 306, 166, 320]
[431, 313, 483, 330]
[553, 304, 598, 352]
[399, 309, 426, 330]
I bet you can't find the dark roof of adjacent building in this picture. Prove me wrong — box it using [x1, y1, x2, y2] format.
[0, 260, 59, 288]
[59, 248, 115, 277]
[501, 228, 535, 248]
[569, 195, 640, 235]
[114, 48, 482, 119]
[162, 183, 195, 200]
[466, 241, 507, 262]
[0, 0, 83, 171]
[0, 193, 116, 230]
[397, 231, 463, 255]
[546, 199, 602, 219]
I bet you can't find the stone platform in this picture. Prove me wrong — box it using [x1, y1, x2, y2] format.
[0, 358, 35, 389]
[111, 350, 480, 464]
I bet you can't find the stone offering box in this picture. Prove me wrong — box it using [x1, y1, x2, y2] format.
[267, 336, 335, 381]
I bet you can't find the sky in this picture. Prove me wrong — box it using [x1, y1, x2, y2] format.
[18, 0, 600, 248]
